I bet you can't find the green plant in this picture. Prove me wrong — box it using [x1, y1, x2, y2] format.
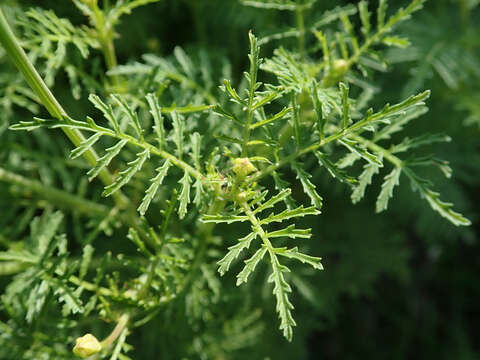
[0, 0, 473, 358]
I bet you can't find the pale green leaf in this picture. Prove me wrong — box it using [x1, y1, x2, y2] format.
[178, 172, 191, 219]
[87, 139, 128, 181]
[70, 133, 102, 159]
[376, 167, 402, 212]
[351, 161, 381, 203]
[268, 253, 295, 341]
[261, 206, 320, 225]
[137, 159, 171, 216]
[111, 94, 143, 138]
[266, 225, 312, 239]
[146, 93, 165, 149]
[217, 232, 258, 276]
[102, 149, 150, 197]
[236, 246, 267, 285]
[292, 163, 323, 210]
[276, 247, 323, 270]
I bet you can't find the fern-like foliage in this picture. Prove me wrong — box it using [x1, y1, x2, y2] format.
[214, 32, 286, 157]
[0, 212, 83, 322]
[244, 1, 470, 227]
[0, 0, 473, 353]
[203, 189, 322, 341]
[108, 47, 221, 105]
[14, 7, 101, 98]
[10, 93, 207, 218]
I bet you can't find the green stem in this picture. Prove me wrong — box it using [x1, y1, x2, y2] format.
[249, 115, 404, 184]
[0, 7, 126, 207]
[0, 9, 63, 120]
[69, 275, 113, 297]
[348, 132, 403, 168]
[0, 167, 109, 217]
[101, 314, 130, 347]
[91, 5, 120, 88]
[345, 3, 420, 71]
[242, 34, 260, 157]
[241, 201, 274, 251]
[296, 1, 306, 60]
[0, 167, 150, 241]
[49, 120, 207, 184]
[249, 121, 359, 183]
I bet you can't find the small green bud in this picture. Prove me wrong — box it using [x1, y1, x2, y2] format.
[331, 59, 348, 77]
[322, 59, 349, 87]
[232, 158, 257, 177]
[73, 334, 102, 358]
[236, 191, 248, 203]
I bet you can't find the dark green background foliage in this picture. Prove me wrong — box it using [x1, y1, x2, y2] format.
[0, 0, 479, 359]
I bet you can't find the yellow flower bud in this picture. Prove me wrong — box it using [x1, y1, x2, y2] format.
[232, 158, 257, 177]
[73, 333, 102, 358]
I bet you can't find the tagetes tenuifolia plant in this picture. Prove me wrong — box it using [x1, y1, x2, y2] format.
[0, 0, 473, 358]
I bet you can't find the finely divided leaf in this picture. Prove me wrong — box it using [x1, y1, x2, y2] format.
[137, 159, 171, 216]
[89, 94, 120, 134]
[276, 247, 323, 270]
[351, 161, 381, 203]
[268, 253, 295, 341]
[221, 80, 245, 105]
[340, 82, 351, 129]
[103, 149, 150, 196]
[404, 168, 471, 226]
[358, 1, 371, 38]
[213, 105, 244, 126]
[79, 245, 94, 280]
[352, 91, 430, 132]
[241, 0, 299, 11]
[252, 88, 281, 111]
[146, 93, 166, 149]
[377, 0, 387, 28]
[218, 232, 258, 276]
[250, 106, 291, 129]
[70, 133, 102, 159]
[391, 133, 451, 154]
[193, 179, 204, 207]
[272, 172, 297, 209]
[373, 106, 428, 142]
[339, 138, 382, 165]
[178, 172, 191, 219]
[315, 152, 357, 184]
[292, 163, 323, 210]
[236, 246, 268, 285]
[87, 139, 128, 181]
[111, 94, 143, 139]
[254, 189, 292, 214]
[190, 132, 202, 169]
[266, 225, 312, 239]
[202, 214, 250, 224]
[261, 206, 320, 225]
[376, 167, 402, 212]
[171, 112, 185, 159]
